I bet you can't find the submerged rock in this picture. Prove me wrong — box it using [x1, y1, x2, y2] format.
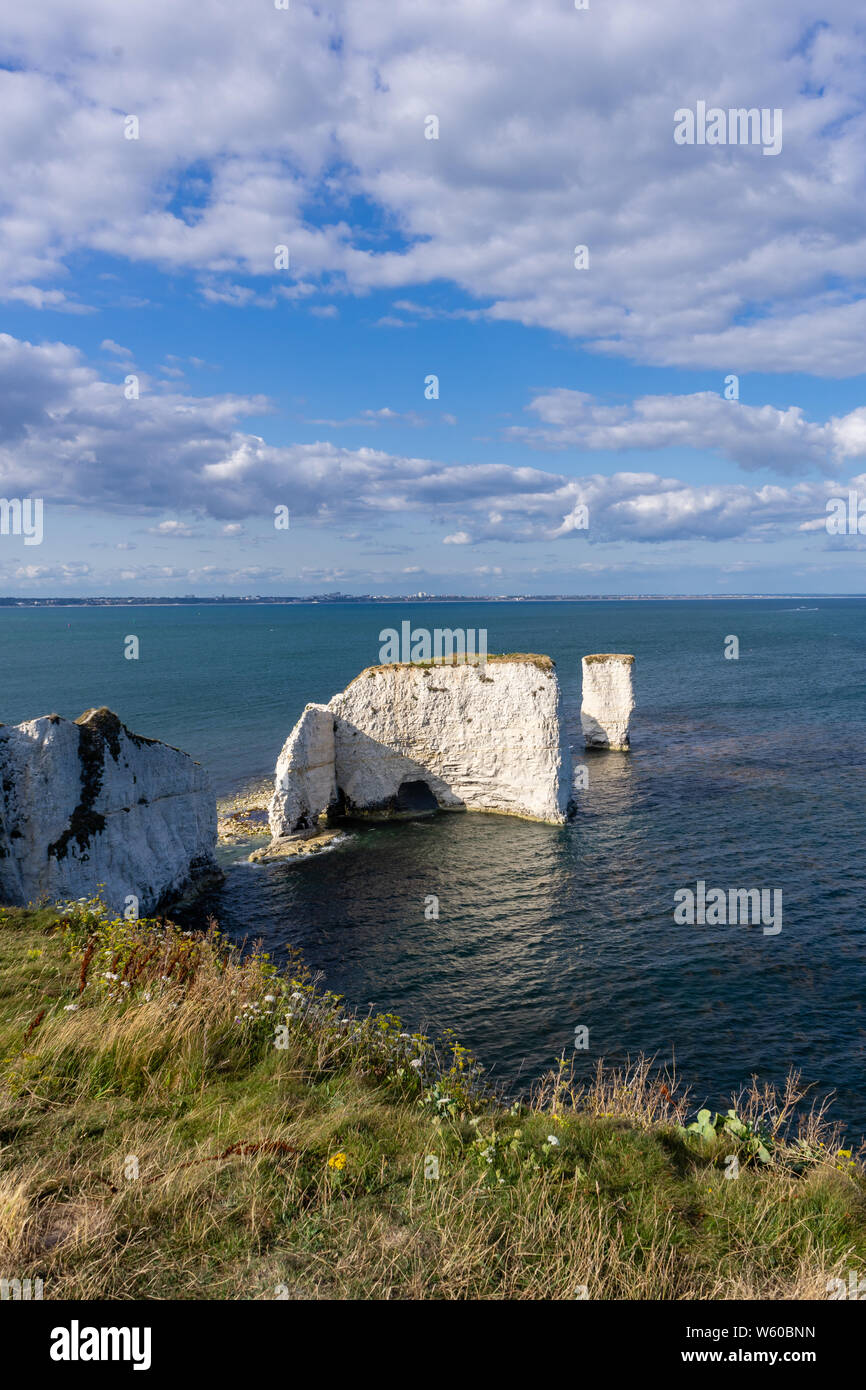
[580, 654, 635, 751]
[268, 654, 573, 839]
[0, 707, 219, 914]
[249, 828, 348, 862]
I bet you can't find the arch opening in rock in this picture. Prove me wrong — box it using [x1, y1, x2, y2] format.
[395, 779, 439, 814]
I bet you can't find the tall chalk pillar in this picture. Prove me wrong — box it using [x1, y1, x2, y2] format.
[580, 653, 635, 751]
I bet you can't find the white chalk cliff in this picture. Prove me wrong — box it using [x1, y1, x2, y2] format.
[580, 654, 635, 751]
[269, 656, 573, 837]
[0, 707, 219, 914]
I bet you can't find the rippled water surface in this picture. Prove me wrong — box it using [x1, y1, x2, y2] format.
[2, 600, 865, 1133]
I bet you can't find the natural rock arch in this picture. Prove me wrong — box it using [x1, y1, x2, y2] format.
[395, 779, 439, 814]
[268, 655, 573, 838]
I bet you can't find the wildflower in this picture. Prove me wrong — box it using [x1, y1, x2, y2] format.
[327, 1152, 347, 1171]
[409, 1058, 423, 1070]
[547, 1135, 560, 1146]
[264, 994, 275, 1003]
[103, 972, 118, 981]
[64, 1004, 78, 1012]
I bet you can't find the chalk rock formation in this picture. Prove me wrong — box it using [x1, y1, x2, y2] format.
[268, 656, 572, 836]
[0, 707, 219, 914]
[270, 703, 338, 833]
[580, 654, 635, 750]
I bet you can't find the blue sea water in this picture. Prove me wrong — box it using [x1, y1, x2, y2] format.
[2, 599, 865, 1135]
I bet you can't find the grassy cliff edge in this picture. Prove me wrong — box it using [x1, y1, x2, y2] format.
[1, 900, 864, 1301]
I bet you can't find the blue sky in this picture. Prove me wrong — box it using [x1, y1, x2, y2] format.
[1, 0, 866, 596]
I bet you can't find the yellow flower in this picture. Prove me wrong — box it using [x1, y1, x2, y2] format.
[327, 1152, 347, 1171]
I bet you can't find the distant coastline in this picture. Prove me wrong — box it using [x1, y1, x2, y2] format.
[1, 593, 863, 608]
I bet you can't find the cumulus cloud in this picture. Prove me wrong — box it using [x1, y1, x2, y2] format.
[0, 2, 864, 370]
[12, 562, 92, 583]
[0, 332, 861, 548]
[510, 389, 866, 475]
[100, 339, 133, 359]
[0, 561, 287, 589]
[147, 520, 196, 537]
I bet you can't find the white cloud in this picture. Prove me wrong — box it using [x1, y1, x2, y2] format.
[100, 339, 133, 358]
[13, 561, 92, 582]
[510, 389, 866, 475]
[147, 520, 195, 537]
[307, 406, 450, 429]
[0, 1, 863, 370]
[0, 332, 863, 548]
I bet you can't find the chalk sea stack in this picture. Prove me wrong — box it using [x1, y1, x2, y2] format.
[267, 655, 573, 843]
[0, 707, 219, 914]
[580, 654, 635, 751]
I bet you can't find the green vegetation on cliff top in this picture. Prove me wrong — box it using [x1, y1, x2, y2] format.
[0, 900, 863, 1301]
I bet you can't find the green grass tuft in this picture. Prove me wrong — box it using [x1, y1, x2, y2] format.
[0, 899, 864, 1300]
